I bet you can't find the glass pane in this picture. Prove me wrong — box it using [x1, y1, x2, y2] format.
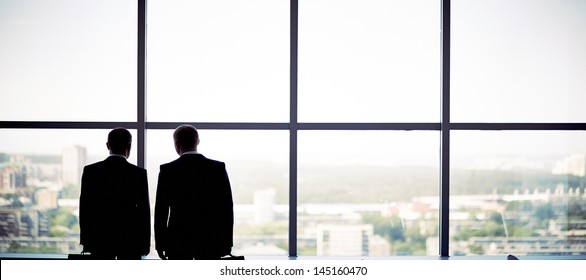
[452, 0, 586, 122]
[147, 129, 289, 256]
[451, 131, 586, 256]
[298, 131, 439, 256]
[0, 0, 137, 121]
[298, 0, 441, 122]
[147, 0, 289, 122]
[0, 129, 138, 255]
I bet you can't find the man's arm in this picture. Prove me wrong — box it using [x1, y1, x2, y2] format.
[218, 163, 234, 254]
[138, 168, 151, 256]
[79, 166, 93, 252]
[154, 166, 170, 259]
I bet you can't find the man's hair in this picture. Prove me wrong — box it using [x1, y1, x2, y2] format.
[173, 125, 199, 149]
[108, 128, 132, 154]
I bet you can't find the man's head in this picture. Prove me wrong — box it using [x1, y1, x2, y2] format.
[173, 124, 199, 155]
[107, 128, 132, 158]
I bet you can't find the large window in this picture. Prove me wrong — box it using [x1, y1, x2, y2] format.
[0, 129, 137, 254]
[449, 0, 586, 257]
[298, 0, 440, 122]
[1, 0, 585, 259]
[147, 0, 289, 122]
[451, 0, 586, 122]
[147, 130, 289, 256]
[450, 131, 586, 256]
[298, 131, 439, 256]
[0, 0, 137, 121]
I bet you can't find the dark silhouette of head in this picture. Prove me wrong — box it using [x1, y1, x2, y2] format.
[173, 124, 200, 155]
[107, 128, 132, 157]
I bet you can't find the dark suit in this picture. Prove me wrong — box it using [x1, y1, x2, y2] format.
[154, 153, 234, 260]
[79, 156, 151, 259]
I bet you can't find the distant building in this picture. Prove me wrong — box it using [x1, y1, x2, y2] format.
[0, 209, 49, 238]
[552, 154, 586, 177]
[317, 224, 373, 256]
[0, 165, 27, 194]
[253, 188, 276, 224]
[35, 189, 59, 209]
[62, 146, 87, 186]
[369, 234, 391, 256]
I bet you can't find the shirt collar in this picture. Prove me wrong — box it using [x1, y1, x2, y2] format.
[108, 154, 127, 159]
[181, 151, 200, 156]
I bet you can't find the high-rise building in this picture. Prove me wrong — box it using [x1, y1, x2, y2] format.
[61, 146, 87, 187]
[0, 165, 27, 194]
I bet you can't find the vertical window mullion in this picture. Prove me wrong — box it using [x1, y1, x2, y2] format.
[138, 0, 147, 168]
[440, 0, 451, 258]
[289, 0, 299, 258]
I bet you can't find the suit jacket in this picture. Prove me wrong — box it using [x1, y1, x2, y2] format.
[154, 153, 234, 257]
[79, 156, 151, 256]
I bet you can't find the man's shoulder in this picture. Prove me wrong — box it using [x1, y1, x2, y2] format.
[85, 158, 145, 172]
[83, 160, 105, 171]
[125, 161, 145, 171]
[201, 156, 225, 166]
[196, 156, 226, 171]
[160, 158, 179, 168]
[161, 155, 225, 169]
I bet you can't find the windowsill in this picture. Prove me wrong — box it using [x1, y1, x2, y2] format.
[1, 253, 585, 260]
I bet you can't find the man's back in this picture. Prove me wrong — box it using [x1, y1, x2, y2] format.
[79, 156, 151, 256]
[155, 153, 234, 258]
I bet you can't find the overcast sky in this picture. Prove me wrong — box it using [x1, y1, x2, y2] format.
[1, 0, 586, 165]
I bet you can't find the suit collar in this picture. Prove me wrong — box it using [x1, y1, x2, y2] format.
[106, 155, 128, 162]
[179, 153, 204, 159]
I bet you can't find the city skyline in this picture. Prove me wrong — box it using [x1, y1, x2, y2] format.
[1, 148, 585, 257]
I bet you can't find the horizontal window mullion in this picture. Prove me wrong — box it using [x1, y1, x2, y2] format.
[450, 123, 586, 130]
[146, 122, 289, 130]
[298, 123, 441, 130]
[4, 122, 586, 131]
[0, 121, 138, 129]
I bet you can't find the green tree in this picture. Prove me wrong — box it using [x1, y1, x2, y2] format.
[8, 241, 62, 254]
[509, 226, 537, 237]
[49, 226, 69, 237]
[454, 226, 474, 241]
[468, 244, 484, 255]
[477, 221, 506, 237]
[534, 203, 555, 226]
[49, 208, 78, 230]
[392, 241, 413, 256]
[362, 213, 405, 242]
[506, 201, 534, 212]
[568, 200, 586, 230]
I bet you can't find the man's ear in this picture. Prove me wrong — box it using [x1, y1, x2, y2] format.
[125, 144, 132, 157]
[174, 141, 181, 155]
[106, 142, 111, 151]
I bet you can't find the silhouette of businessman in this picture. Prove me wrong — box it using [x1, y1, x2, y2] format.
[79, 128, 151, 259]
[155, 125, 234, 260]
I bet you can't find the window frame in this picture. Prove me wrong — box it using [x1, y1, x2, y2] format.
[1, 0, 586, 258]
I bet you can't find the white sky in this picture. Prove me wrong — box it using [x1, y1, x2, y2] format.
[0, 0, 136, 121]
[1, 0, 586, 165]
[451, 0, 586, 122]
